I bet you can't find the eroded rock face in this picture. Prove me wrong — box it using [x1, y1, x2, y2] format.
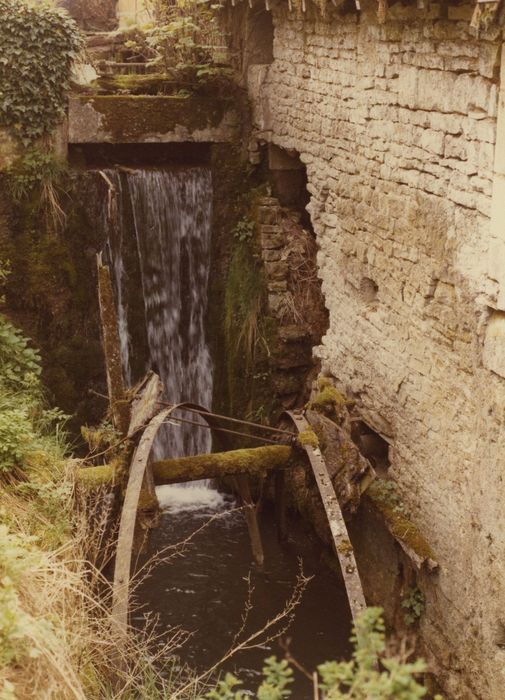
[237, 0, 505, 697]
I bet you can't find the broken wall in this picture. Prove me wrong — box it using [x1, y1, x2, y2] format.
[237, 0, 505, 696]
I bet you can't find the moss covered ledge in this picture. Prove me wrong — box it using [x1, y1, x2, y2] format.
[366, 479, 438, 572]
[68, 94, 240, 144]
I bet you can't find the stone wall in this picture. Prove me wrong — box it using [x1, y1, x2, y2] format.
[240, 1, 505, 697]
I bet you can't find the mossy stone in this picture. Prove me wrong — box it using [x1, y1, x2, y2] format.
[83, 94, 235, 140]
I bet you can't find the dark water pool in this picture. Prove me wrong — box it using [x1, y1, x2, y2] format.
[134, 486, 352, 698]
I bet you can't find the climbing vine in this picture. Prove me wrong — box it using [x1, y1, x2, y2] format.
[0, 0, 82, 145]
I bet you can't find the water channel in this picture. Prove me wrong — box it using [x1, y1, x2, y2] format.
[96, 164, 352, 697]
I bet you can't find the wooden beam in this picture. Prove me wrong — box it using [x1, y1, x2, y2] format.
[96, 254, 129, 435]
[77, 445, 297, 487]
[154, 445, 295, 483]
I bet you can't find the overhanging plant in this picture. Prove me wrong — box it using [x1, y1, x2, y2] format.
[0, 0, 83, 145]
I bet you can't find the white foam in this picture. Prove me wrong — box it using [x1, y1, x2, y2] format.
[156, 484, 227, 513]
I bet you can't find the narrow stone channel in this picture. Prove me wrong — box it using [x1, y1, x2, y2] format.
[136, 499, 352, 699]
[98, 163, 353, 695]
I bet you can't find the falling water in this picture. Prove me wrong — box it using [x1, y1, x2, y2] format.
[100, 167, 220, 507]
[127, 169, 213, 459]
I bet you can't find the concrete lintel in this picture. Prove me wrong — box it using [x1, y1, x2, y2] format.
[68, 95, 240, 145]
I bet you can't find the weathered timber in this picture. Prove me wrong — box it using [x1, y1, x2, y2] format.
[128, 372, 163, 524]
[366, 480, 438, 572]
[306, 409, 376, 515]
[285, 410, 367, 621]
[154, 444, 295, 482]
[234, 473, 264, 567]
[274, 469, 288, 543]
[97, 254, 129, 435]
[128, 372, 164, 437]
[77, 445, 297, 487]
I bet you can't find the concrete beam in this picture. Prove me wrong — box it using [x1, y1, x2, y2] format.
[68, 95, 241, 144]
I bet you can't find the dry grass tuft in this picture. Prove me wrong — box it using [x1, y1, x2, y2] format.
[278, 212, 328, 339]
[0, 469, 203, 700]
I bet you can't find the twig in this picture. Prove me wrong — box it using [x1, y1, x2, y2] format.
[170, 563, 312, 698]
[279, 637, 313, 681]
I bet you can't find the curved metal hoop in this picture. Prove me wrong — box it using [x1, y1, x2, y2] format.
[282, 410, 367, 621]
[111, 402, 215, 636]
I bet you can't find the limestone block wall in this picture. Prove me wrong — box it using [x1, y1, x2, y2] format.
[243, 1, 505, 697]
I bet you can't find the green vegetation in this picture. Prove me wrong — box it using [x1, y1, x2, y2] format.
[297, 428, 320, 449]
[205, 658, 293, 700]
[223, 234, 277, 431]
[401, 588, 425, 626]
[6, 149, 64, 203]
[0, 313, 40, 392]
[368, 479, 406, 515]
[233, 217, 256, 243]
[367, 480, 436, 564]
[5, 147, 68, 231]
[308, 379, 352, 421]
[0, 300, 75, 693]
[201, 608, 441, 699]
[1, 165, 106, 433]
[0, 283, 207, 697]
[0, 0, 82, 145]
[124, 0, 225, 69]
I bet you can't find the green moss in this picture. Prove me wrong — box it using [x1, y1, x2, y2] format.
[77, 445, 296, 487]
[205, 145, 281, 449]
[367, 480, 436, 562]
[222, 238, 272, 428]
[336, 539, 354, 556]
[84, 94, 235, 140]
[297, 429, 319, 449]
[77, 463, 118, 489]
[155, 445, 294, 483]
[308, 383, 351, 420]
[0, 171, 107, 437]
[92, 73, 181, 96]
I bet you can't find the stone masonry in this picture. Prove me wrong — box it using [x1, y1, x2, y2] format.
[241, 0, 505, 697]
[257, 196, 315, 406]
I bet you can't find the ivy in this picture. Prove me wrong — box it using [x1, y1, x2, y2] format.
[0, 313, 41, 392]
[0, 0, 83, 145]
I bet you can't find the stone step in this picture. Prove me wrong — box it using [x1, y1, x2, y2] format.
[86, 32, 125, 48]
[96, 61, 160, 76]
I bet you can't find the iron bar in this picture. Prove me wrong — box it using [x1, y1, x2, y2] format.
[162, 414, 285, 445]
[158, 402, 297, 437]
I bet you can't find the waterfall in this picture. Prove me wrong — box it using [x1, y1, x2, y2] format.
[100, 167, 221, 507]
[126, 169, 213, 460]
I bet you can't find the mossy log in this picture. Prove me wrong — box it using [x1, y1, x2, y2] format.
[77, 445, 298, 487]
[366, 480, 438, 571]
